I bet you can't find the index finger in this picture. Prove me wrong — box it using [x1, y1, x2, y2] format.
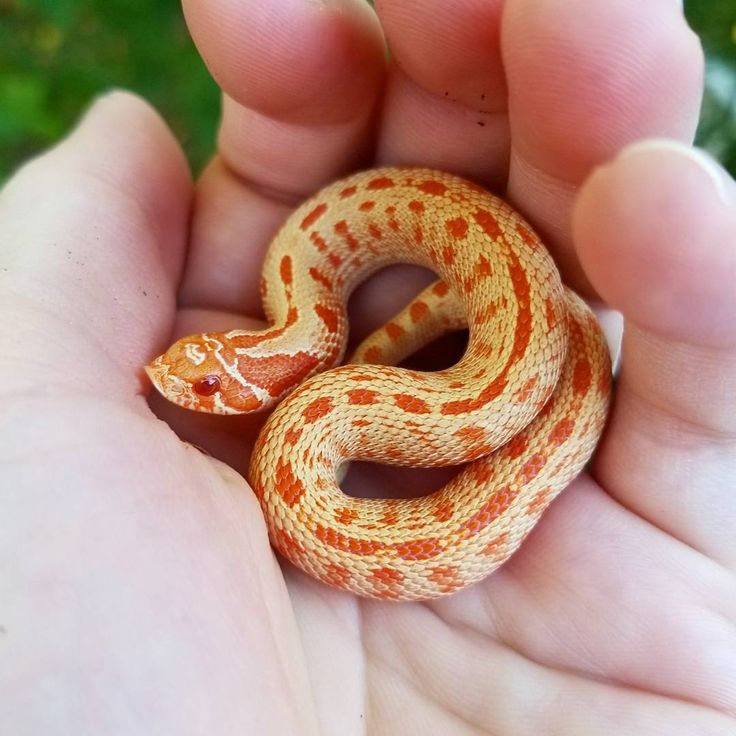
[503, 0, 703, 293]
[179, 0, 386, 316]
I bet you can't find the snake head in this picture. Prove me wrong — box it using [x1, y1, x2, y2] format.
[145, 333, 264, 415]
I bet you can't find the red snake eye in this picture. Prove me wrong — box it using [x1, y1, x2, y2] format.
[193, 375, 221, 396]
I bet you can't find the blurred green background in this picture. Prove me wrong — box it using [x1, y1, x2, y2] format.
[1, 0, 735, 181]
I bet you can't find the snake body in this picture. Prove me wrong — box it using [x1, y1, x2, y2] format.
[147, 167, 611, 601]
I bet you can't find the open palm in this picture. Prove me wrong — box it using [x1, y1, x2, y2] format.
[2, 0, 735, 733]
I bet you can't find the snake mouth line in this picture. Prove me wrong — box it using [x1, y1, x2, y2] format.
[143, 357, 246, 415]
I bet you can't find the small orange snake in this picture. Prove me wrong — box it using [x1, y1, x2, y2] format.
[147, 167, 611, 601]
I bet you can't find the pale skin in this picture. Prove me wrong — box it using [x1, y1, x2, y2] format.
[1, 0, 735, 732]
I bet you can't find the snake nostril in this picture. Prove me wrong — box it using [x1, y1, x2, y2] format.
[193, 375, 220, 396]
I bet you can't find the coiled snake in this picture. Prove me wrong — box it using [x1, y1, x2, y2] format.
[146, 167, 611, 601]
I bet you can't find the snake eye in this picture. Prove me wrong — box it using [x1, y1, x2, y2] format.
[193, 375, 221, 396]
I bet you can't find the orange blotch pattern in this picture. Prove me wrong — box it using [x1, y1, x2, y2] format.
[394, 394, 431, 414]
[392, 537, 442, 561]
[285, 306, 299, 328]
[470, 463, 493, 484]
[536, 395, 557, 419]
[284, 426, 303, 445]
[314, 303, 340, 333]
[520, 453, 546, 483]
[481, 531, 509, 556]
[310, 231, 328, 251]
[549, 418, 575, 447]
[367, 176, 395, 189]
[526, 486, 553, 515]
[427, 566, 463, 593]
[348, 388, 380, 405]
[348, 371, 378, 381]
[458, 486, 518, 536]
[440, 372, 509, 415]
[442, 246, 456, 265]
[410, 300, 429, 322]
[368, 567, 404, 597]
[363, 346, 383, 363]
[513, 375, 538, 403]
[408, 199, 425, 214]
[368, 223, 383, 239]
[454, 425, 487, 445]
[506, 248, 532, 363]
[473, 302, 498, 325]
[280, 255, 293, 285]
[476, 254, 493, 278]
[504, 434, 528, 459]
[316, 525, 386, 555]
[323, 563, 353, 587]
[446, 217, 469, 239]
[385, 322, 405, 340]
[274, 458, 306, 507]
[309, 267, 332, 290]
[334, 220, 359, 250]
[334, 506, 359, 525]
[302, 396, 335, 423]
[416, 180, 448, 196]
[473, 208, 503, 240]
[235, 350, 320, 398]
[573, 358, 592, 395]
[516, 223, 538, 247]
[432, 499, 455, 522]
[381, 508, 400, 526]
[300, 202, 327, 230]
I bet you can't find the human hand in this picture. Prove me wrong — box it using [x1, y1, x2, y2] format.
[2, 0, 734, 734]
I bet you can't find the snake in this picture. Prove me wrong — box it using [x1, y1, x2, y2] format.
[146, 167, 611, 601]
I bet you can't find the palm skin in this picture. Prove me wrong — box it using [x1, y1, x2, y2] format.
[2, 0, 735, 733]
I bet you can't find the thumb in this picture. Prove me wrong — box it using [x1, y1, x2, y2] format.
[573, 139, 736, 569]
[0, 91, 191, 400]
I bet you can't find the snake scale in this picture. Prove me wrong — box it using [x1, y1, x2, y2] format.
[147, 167, 611, 601]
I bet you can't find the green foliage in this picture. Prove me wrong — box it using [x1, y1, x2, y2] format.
[0, 0, 218, 179]
[686, 0, 736, 175]
[0, 0, 735, 180]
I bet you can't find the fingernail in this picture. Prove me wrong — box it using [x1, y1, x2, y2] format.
[617, 138, 733, 206]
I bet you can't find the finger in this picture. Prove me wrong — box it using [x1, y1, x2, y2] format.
[0, 91, 192, 391]
[503, 0, 704, 294]
[374, 0, 509, 188]
[179, 0, 385, 314]
[573, 139, 736, 569]
[340, 0, 509, 339]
